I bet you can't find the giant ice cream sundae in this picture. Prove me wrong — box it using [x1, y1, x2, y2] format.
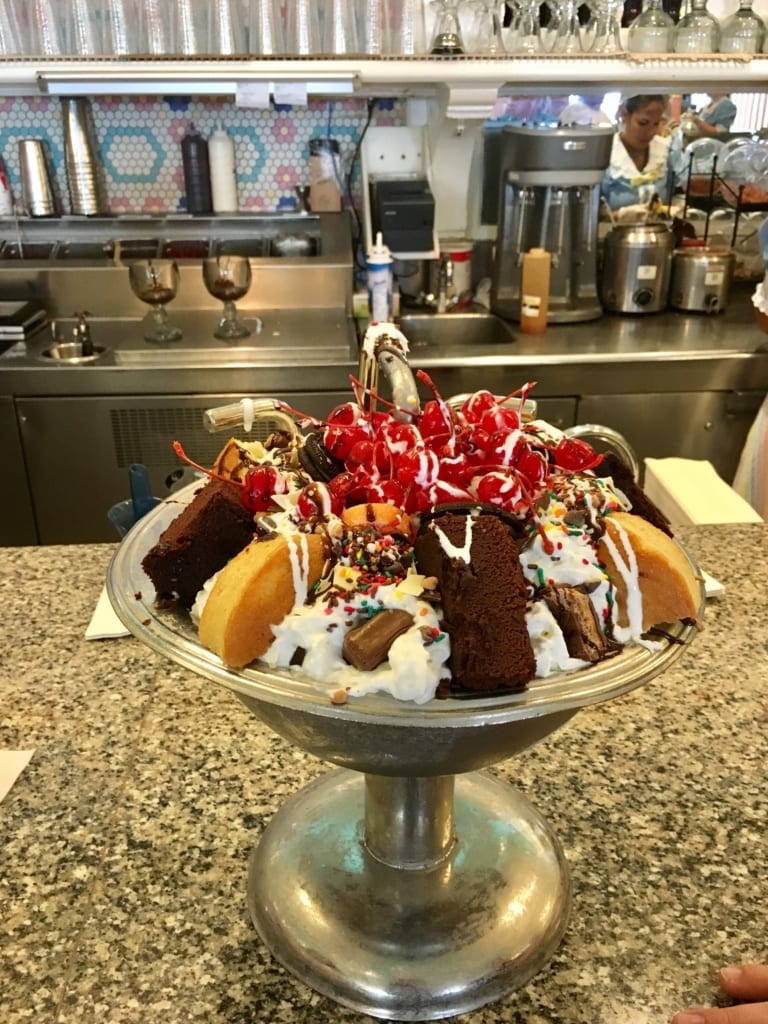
[142, 324, 701, 705]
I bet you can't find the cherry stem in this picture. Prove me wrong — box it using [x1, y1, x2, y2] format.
[172, 440, 243, 490]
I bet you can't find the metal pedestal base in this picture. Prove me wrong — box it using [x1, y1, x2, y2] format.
[247, 769, 571, 1021]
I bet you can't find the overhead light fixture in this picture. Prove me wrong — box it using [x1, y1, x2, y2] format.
[39, 68, 358, 98]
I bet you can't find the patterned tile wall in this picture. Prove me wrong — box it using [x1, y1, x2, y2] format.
[0, 95, 401, 214]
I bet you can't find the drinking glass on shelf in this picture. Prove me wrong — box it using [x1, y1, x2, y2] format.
[141, 0, 171, 54]
[0, 0, 23, 54]
[128, 260, 183, 344]
[202, 256, 256, 341]
[587, 0, 624, 52]
[674, 0, 719, 51]
[389, 0, 428, 54]
[173, 0, 205, 54]
[430, 0, 466, 53]
[465, 0, 506, 53]
[510, 0, 542, 53]
[324, 0, 360, 54]
[248, 0, 284, 54]
[627, 0, 674, 52]
[28, 0, 64, 55]
[66, 0, 101, 54]
[206, 0, 246, 54]
[719, 0, 765, 52]
[284, 0, 323, 54]
[103, 0, 138, 55]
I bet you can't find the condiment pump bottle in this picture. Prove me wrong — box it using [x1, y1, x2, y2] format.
[181, 123, 212, 215]
[520, 248, 551, 334]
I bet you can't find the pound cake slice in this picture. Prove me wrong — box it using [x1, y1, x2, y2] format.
[597, 511, 701, 633]
[198, 532, 329, 668]
[414, 512, 536, 692]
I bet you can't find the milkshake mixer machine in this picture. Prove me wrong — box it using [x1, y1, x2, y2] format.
[491, 124, 614, 323]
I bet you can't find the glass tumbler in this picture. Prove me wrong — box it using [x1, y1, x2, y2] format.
[103, 0, 138, 55]
[284, 0, 323, 54]
[324, 0, 361, 54]
[28, 0, 64, 55]
[248, 0, 283, 54]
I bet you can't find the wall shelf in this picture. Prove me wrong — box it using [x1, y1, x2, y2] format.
[0, 54, 767, 99]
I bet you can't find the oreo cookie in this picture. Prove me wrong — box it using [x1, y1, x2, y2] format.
[296, 430, 345, 483]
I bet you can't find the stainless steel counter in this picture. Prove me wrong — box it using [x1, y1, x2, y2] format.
[1, 285, 766, 397]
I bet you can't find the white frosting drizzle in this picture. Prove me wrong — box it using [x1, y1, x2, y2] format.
[286, 534, 312, 608]
[433, 516, 474, 563]
[599, 518, 644, 644]
[241, 397, 255, 432]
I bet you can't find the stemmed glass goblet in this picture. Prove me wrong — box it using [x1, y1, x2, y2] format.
[202, 255, 257, 340]
[128, 259, 183, 343]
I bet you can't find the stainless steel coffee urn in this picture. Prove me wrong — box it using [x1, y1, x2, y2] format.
[600, 222, 674, 314]
[491, 125, 614, 323]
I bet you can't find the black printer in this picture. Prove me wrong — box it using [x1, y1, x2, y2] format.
[370, 177, 435, 253]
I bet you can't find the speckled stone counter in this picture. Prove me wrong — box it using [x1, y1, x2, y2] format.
[1, 525, 766, 1024]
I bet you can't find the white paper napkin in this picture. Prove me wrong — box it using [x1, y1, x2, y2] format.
[702, 570, 726, 598]
[0, 749, 34, 804]
[85, 586, 130, 640]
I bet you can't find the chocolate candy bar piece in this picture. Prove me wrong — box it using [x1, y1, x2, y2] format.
[343, 609, 414, 671]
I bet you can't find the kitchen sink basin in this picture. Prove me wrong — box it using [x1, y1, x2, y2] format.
[41, 341, 108, 364]
[398, 313, 516, 348]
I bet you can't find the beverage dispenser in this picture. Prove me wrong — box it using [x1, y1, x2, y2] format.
[491, 125, 614, 324]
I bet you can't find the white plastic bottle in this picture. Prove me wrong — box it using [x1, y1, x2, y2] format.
[209, 125, 238, 213]
[366, 231, 393, 323]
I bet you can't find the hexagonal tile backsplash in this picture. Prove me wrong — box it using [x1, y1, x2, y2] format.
[0, 95, 401, 214]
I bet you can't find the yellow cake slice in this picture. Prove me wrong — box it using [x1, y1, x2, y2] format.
[597, 511, 702, 632]
[199, 532, 328, 668]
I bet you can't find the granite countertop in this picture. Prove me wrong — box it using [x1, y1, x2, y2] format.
[2, 525, 767, 1024]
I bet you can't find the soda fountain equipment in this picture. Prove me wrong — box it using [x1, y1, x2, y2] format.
[491, 124, 614, 324]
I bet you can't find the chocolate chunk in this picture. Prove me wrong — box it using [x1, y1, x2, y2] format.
[540, 584, 609, 662]
[342, 609, 414, 671]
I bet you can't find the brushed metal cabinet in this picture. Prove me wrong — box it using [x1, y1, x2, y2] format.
[16, 392, 350, 545]
[0, 396, 38, 545]
[576, 390, 764, 484]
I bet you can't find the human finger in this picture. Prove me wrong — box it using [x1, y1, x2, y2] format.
[671, 1002, 768, 1024]
[719, 965, 768, 1001]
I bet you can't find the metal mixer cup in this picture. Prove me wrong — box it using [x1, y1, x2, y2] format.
[491, 125, 614, 324]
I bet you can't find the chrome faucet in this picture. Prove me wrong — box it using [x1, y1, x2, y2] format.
[73, 310, 93, 357]
[436, 254, 454, 314]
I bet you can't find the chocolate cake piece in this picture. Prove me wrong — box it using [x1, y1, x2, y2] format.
[414, 512, 536, 692]
[539, 584, 610, 662]
[595, 452, 673, 537]
[142, 478, 254, 608]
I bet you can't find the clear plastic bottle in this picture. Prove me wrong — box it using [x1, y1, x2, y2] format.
[519, 248, 551, 334]
[627, 0, 674, 52]
[720, 0, 765, 52]
[366, 232, 393, 324]
[674, 0, 719, 51]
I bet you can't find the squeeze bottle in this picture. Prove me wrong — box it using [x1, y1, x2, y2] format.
[520, 248, 551, 334]
[181, 123, 212, 215]
[366, 232, 393, 323]
[209, 125, 238, 213]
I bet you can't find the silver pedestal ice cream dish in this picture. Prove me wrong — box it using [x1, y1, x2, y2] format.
[107, 472, 702, 1021]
